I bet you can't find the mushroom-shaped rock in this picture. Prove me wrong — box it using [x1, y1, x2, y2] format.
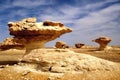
[92, 36, 111, 50]
[8, 18, 72, 36]
[55, 41, 69, 49]
[8, 17, 72, 53]
[75, 43, 85, 48]
[0, 37, 24, 50]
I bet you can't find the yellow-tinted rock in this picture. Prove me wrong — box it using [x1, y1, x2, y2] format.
[92, 36, 111, 50]
[0, 37, 24, 50]
[5, 17, 72, 53]
[55, 41, 69, 49]
[8, 18, 72, 36]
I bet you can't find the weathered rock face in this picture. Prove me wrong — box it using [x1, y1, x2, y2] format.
[92, 36, 111, 50]
[0, 38, 24, 50]
[8, 18, 72, 37]
[6, 17, 72, 52]
[55, 41, 69, 49]
[75, 43, 85, 48]
[23, 49, 120, 73]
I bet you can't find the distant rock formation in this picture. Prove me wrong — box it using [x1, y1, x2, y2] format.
[75, 43, 85, 48]
[92, 36, 111, 50]
[0, 17, 72, 53]
[55, 41, 69, 49]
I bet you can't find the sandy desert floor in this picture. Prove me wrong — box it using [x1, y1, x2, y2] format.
[0, 46, 120, 80]
[71, 47, 120, 63]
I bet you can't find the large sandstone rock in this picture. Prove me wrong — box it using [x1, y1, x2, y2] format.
[92, 36, 111, 50]
[8, 18, 72, 37]
[3, 17, 72, 53]
[55, 41, 69, 49]
[23, 49, 120, 73]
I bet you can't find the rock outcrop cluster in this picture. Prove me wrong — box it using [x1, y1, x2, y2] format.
[92, 36, 111, 50]
[0, 17, 72, 52]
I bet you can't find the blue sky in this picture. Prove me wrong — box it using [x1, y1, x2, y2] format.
[0, 0, 120, 46]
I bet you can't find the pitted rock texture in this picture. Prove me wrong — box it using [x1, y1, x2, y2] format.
[0, 37, 24, 50]
[23, 49, 120, 73]
[1, 17, 72, 51]
[8, 18, 72, 37]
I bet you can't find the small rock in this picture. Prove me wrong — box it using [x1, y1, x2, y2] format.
[23, 77, 30, 80]
[22, 70, 30, 76]
[50, 66, 65, 73]
[5, 64, 9, 67]
[47, 77, 54, 80]
[55, 41, 69, 49]
[0, 65, 5, 68]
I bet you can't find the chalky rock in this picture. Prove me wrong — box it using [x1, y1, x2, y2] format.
[8, 18, 72, 36]
[23, 49, 120, 73]
[92, 36, 111, 50]
[7, 17, 72, 53]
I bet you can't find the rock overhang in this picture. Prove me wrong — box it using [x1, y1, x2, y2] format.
[1, 17, 72, 51]
[8, 18, 72, 37]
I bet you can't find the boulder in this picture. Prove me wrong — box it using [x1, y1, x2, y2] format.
[55, 41, 69, 49]
[75, 43, 85, 48]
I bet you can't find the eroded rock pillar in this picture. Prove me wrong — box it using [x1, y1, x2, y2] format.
[92, 36, 111, 51]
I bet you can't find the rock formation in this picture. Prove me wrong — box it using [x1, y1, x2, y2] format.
[6, 17, 72, 53]
[0, 37, 24, 50]
[75, 43, 85, 48]
[55, 41, 69, 49]
[22, 49, 120, 73]
[92, 36, 111, 50]
[43, 21, 64, 27]
[1, 18, 120, 80]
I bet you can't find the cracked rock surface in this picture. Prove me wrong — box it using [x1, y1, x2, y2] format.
[23, 49, 120, 73]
